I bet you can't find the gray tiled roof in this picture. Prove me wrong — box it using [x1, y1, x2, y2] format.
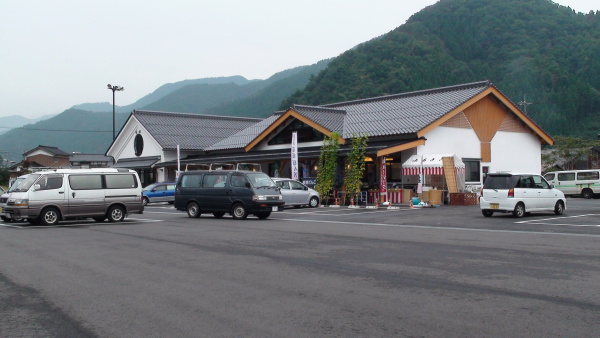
[134, 110, 261, 150]
[205, 114, 280, 151]
[291, 104, 346, 135]
[112, 156, 161, 169]
[324, 81, 491, 138]
[24, 145, 71, 157]
[70, 153, 113, 163]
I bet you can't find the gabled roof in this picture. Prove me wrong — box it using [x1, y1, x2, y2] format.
[132, 110, 261, 150]
[206, 114, 281, 151]
[23, 145, 70, 157]
[290, 104, 346, 135]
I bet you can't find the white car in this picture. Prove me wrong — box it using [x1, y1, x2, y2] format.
[272, 178, 320, 208]
[480, 173, 566, 218]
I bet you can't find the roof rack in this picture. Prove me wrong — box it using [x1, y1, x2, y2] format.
[209, 163, 235, 171]
[184, 163, 210, 172]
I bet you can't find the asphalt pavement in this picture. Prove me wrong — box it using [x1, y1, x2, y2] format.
[0, 198, 599, 337]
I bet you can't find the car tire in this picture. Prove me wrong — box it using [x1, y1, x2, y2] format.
[213, 212, 225, 218]
[309, 197, 319, 208]
[255, 212, 271, 219]
[512, 203, 525, 218]
[93, 217, 105, 222]
[554, 201, 565, 215]
[581, 189, 593, 199]
[482, 210, 493, 217]
[231, 203, 248, 220]
[142, 197, 149, 206]
[1, 216, 10, 222]
[40, 207, 60, 226]
[28, 218, 40, 225]
[107, 205, 125, 222]
[187, 202, 201, 218]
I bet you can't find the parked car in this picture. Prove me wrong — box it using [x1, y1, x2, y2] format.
[175, 170, 284, 219]
[4, 169, 144, 225]
[142, 182, 176, 206]
[543, 169, 600, 199]
[480, 172, 566, 218]
[272, 178, 320, 208]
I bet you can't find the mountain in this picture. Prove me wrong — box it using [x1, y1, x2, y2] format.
[281, 0, 600, 138]
[0, 115, 53, 136]
[0, 62, 330, 160]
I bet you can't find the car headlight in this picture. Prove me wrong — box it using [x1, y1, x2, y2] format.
[253, 195, 267, 201]
[13, 198, 29, 206]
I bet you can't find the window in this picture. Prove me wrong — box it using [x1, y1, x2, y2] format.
[181, 175, 202, 188]
[38, 175, 63, 190]
[106, 174, 138, 189]
[290, 181, 305, 190]
[202, 174, 227, 188]
[463, 160, 481, 182]
[558, 173, 575, 181]
[69, 175, 103, 190]
[577, 171, 599, 180]
[532, 175, 550, 189]
[155, 185, 166, 191]
[231, 175, 249, 188]
[544, 173, 555, 181]
[276, 181, 290, 189]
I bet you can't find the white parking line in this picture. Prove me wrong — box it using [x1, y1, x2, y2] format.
[515, 214, 600, 227]
[271, 217, 600, 238]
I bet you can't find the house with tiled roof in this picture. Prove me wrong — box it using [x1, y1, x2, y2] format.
[105, 110, 262, 184]
[110, 81, 553, 190]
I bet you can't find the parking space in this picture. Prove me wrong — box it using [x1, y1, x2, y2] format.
[516, 214, 600, 227]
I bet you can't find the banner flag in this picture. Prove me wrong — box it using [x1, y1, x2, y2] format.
[291, 132, 299, 180]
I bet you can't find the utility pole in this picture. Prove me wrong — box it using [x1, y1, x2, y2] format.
[107, 84, 124, 140]
[518, 94, 532, 113]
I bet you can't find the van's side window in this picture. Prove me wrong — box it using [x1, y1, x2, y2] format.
[557, 173, 575, 181]
[69, 175, 103, 190]
[230, 174, 249, 188]
[577, 171, 599, 180]
[38, 175, 63, 190]
[203, 174, 227, 188]
[106, 174, 138, 189]
[181, 175, 202, 188]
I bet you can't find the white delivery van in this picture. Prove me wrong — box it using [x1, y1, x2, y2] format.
[0, 174, 28, 222]
[544, 169, 600, 199]
[4, 168, 144, 225]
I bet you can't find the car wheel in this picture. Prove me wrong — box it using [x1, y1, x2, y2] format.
[187, 202, 201, 218]
[28, 218, 40, 225]
[309, 196, 319, 208]
[512, 203, 525, 218]
[142, 197, 149, 206]
[213, 212, 225, 218]
[40, 207, 60, 226]
[1, 216, 10, 222]
[231, 203, 248, 220]
[482, 210, 493, 217]
[255, 212, 271, 219]
[107, 205, 125, 222]
[581, 189, 593, 199]
[93, 217, 105, 222]
[554, 201, 565, 215]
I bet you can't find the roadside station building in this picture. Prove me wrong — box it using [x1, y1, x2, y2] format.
[106, 80, 553, 192]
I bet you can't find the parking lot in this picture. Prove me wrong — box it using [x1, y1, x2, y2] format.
[0, 198, 599, 337]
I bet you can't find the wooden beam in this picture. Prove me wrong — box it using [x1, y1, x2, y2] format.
[376, 138, 426, 157]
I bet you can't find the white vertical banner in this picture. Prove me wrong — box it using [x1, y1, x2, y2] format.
[176, 144, 181, 180]
[291, 131, 299, 180]
[380, 156, 387, 202]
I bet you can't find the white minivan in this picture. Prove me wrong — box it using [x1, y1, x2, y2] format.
[0, 174, 28, 222]
[4, 168, 144, 225]
[480, 172, 566, 218]
[544, 170, 600, 199]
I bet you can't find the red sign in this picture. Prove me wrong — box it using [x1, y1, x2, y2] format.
[380, 157, 387, 194]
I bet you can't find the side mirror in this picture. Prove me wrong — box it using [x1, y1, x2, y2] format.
[245, 182, 251, 189]
[550, 184, 555, 189]
[33, 184, 41, 191]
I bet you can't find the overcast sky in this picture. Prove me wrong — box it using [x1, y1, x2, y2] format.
[1, 0, 598, 119]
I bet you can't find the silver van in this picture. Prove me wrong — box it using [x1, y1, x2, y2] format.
[4, 168, 144, 225]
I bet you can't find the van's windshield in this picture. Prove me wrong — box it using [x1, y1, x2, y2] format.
[12, 174, 41, 192]
[246, 173, 277, 188]
[8, 177, 27, 192]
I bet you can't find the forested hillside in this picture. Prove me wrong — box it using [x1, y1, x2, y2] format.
[282, 0, 600, 138]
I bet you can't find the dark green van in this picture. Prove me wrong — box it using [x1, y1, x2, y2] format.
[174, 170, 284, 220]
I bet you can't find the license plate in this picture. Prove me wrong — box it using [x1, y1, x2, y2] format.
[272, 206, 279, 212]
[490, 203, 499, 209]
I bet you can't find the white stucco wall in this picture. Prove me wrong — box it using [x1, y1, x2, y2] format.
[107, 118, 163, 161]
[490, 131, 541, 174]
[418, 126, 481, 158]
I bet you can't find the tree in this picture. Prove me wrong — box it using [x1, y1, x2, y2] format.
[315, 133, 340, 205]
[343, 134, 368, 205]
[542, 136, 600, 171]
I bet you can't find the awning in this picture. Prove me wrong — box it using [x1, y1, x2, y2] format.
[402, 154, 465, 175]
[111, 156, 161, 169]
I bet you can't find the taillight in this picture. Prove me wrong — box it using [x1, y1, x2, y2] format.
[508, 188, 514, 198]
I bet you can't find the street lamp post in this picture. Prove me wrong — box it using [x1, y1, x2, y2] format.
[107, 84, 124, 140]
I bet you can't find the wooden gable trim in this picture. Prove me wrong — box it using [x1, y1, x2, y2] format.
[244, 109, 346, 152]
[417, 87, 553, 145]
[417, 88, 494, 138]
[376, 138, 426, 157]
